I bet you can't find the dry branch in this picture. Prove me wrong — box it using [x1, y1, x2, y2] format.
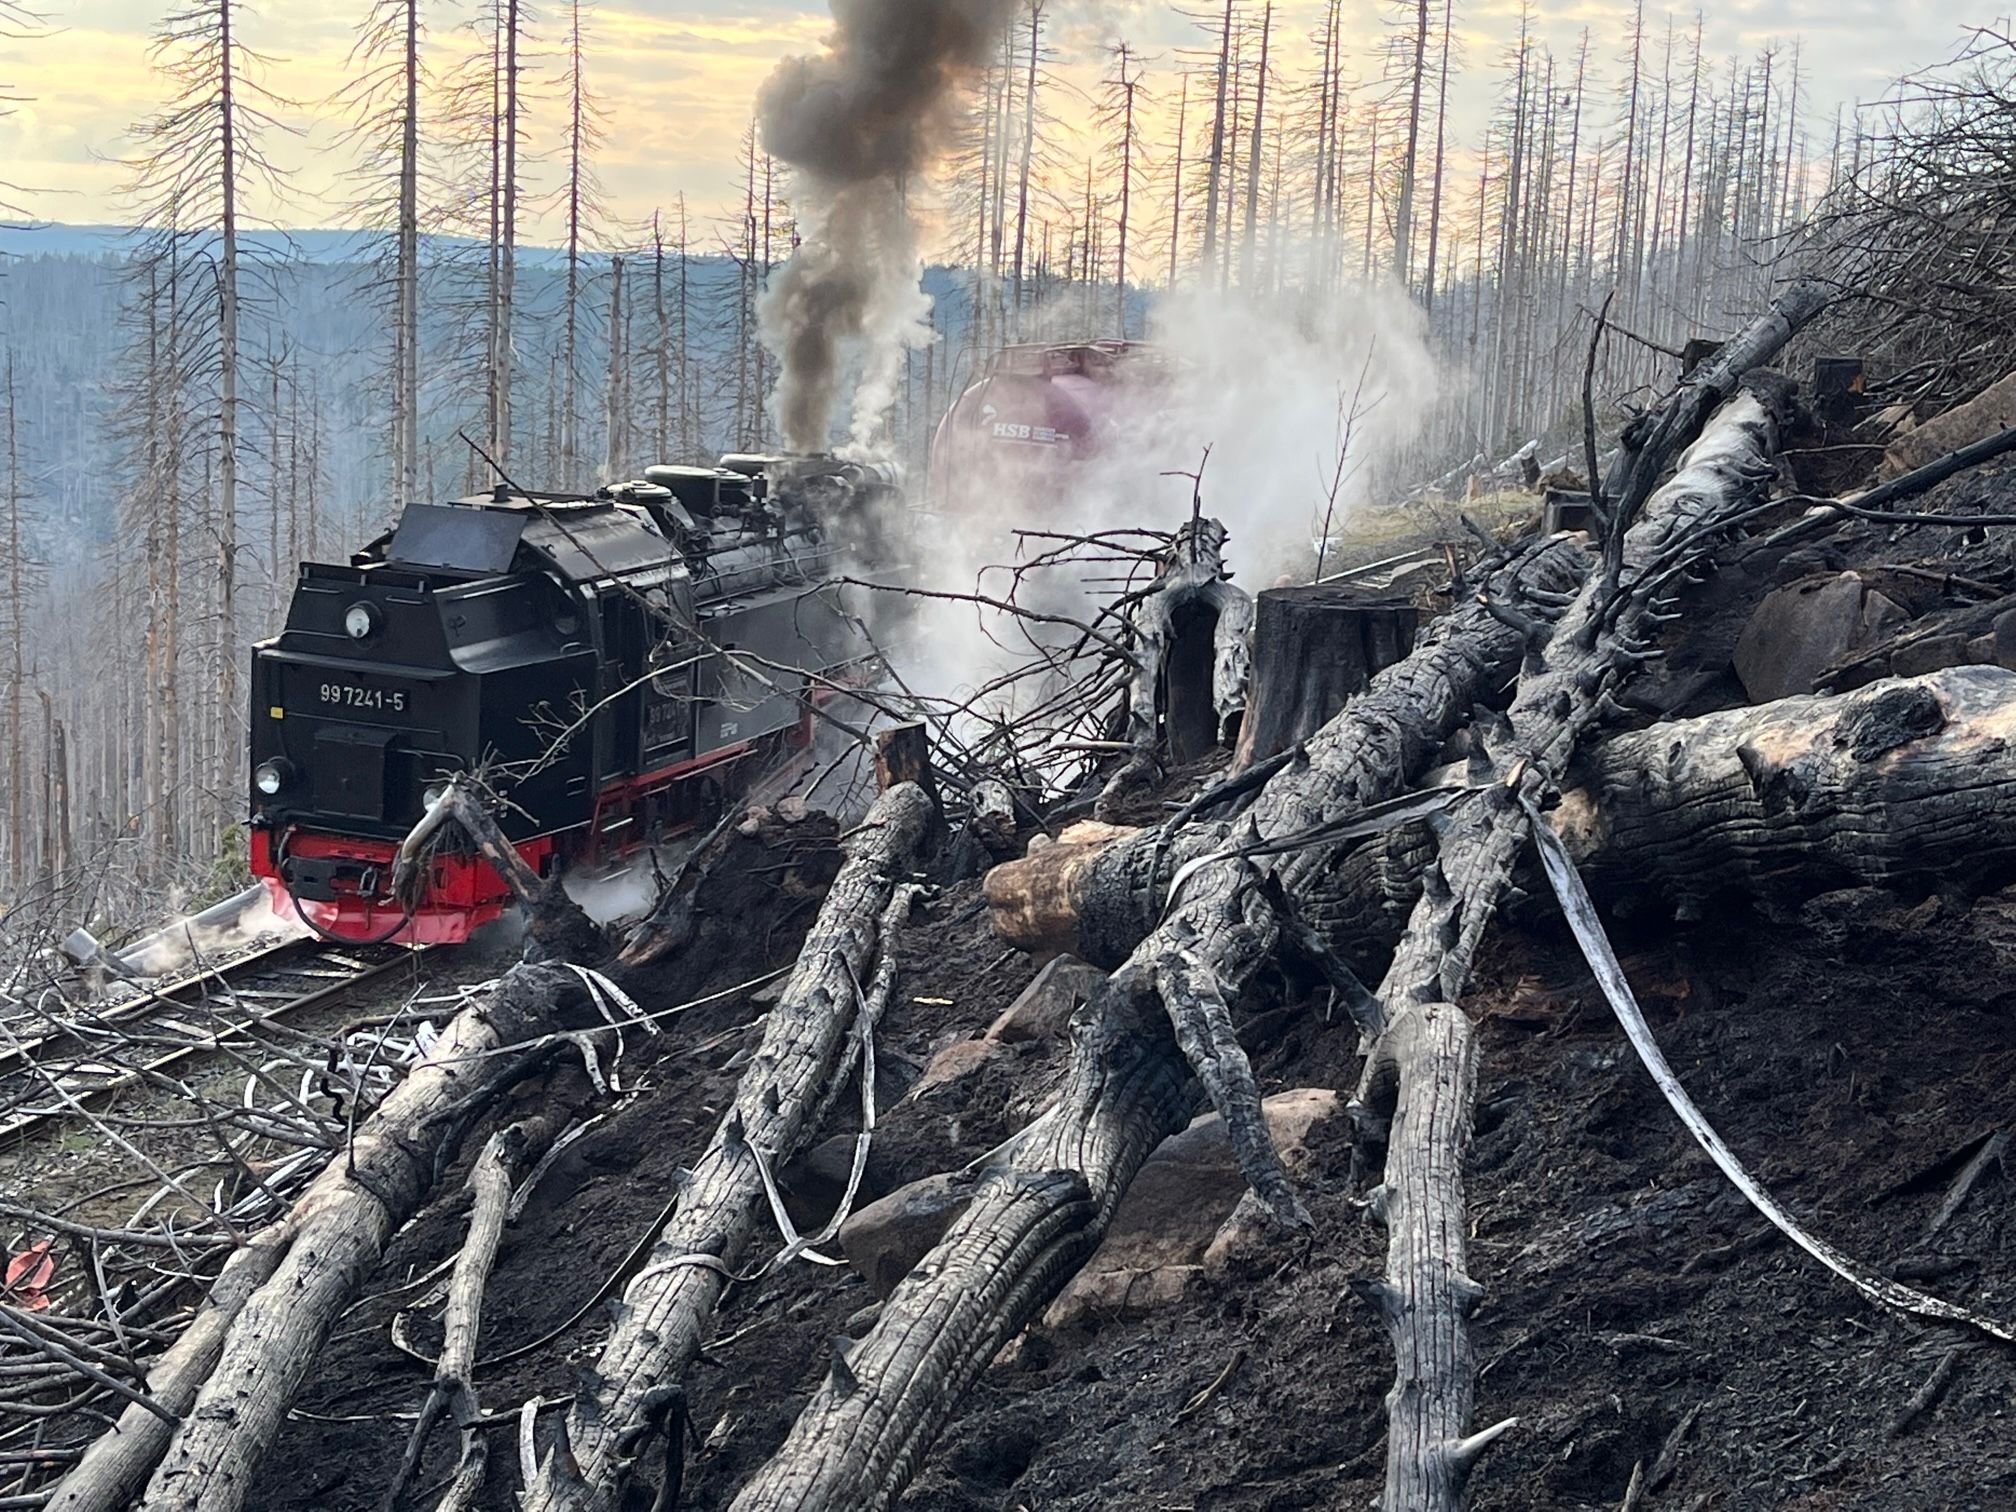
[383, 1089, 583, 1512]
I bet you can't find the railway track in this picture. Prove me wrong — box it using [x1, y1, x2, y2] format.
[0, 937, 433, 1145]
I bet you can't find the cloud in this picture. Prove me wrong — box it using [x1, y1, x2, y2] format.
[0, 0, 1979, 239]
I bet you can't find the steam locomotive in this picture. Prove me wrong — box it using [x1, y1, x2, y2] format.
[247, 455, 896, 944]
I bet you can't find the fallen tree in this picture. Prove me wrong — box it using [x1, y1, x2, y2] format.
[46, 783, 616, 1512]
[520, 780, 935, 1511]
[1355, 375, 1810, 1512]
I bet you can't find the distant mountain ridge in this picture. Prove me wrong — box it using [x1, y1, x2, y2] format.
[0, 222, 690, 272]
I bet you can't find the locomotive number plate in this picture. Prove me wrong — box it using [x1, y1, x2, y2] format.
[318, 681, 411, 715]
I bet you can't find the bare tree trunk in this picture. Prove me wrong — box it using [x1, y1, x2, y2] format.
[216, 0, 241, 816]
[1238, 1, 1271, 289]
[394, 0, 420, 501]
[1421, 0, 1454, 309]
[496, 0, 520, 464]
[1167, 72, 1187, 286]
[604, 254, 625, 478]
[1009, 1, 1044, 337]
[1200, 0, 1234, 275]
[561, 0, 586, 484]
[1394, 0, 1430, 288]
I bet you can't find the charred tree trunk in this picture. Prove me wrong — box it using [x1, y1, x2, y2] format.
[52, 795, 607, 1512]
[1359, 381, 1797, 1511]
[1233, 587, 1418, 771]
[116, 965, 595, 1512]
[1097, 519, 1254, 819]
[731, 967, 1189, 1511]
[987, 536, 1589, 964]
[520, 782, 935, 1512]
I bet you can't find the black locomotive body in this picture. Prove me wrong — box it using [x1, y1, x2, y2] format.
[249, 456, 893, 942]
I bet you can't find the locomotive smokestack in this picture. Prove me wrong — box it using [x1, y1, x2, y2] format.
[756, 0, 1018, 454]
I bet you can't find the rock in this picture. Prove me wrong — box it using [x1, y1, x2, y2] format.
[778, 1132, 894, 1234]
[1992, 609, 2016, 671]
[1879, 369, 2016, 480]
[1733, 571, 1909, 702]
[1888, 632, 1981, 679]
[909, 1037, 1004, 1097]
[837, 1172, 975, 1297]
[1043, 1088, 1342, 1329]
[986, 955, 1104, 1044]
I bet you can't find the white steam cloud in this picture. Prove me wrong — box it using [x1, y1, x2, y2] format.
[895, 273, 1444, 728]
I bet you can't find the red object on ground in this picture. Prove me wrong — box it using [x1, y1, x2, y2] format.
[4, 1240, 54, 1312]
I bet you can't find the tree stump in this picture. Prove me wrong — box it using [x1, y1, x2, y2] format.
[1233, 587, 1419, 771]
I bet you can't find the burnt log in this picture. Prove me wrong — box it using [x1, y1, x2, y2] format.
[382, 1078, 589, 1512]
[988, 536, 1592, 967]
[113, 964, 597, 1512]
[1360, 378, 1801, 1511]
[519, 782, 935, 1512]
[51, 789, 610, 1512]
[1231, 587, 1418, 771]
[729, 968, 1190, 1511]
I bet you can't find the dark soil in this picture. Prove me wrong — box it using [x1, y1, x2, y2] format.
[247, 836, 2016, 1512]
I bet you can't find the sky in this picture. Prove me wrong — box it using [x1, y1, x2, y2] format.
[0, 0, 1990, 248]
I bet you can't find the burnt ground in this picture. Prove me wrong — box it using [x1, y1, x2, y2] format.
[238, 459, 2016, 1511]
[243, 836, 2016, 1512]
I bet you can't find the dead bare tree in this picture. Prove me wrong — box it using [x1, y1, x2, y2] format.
[332, 0, 426, 502]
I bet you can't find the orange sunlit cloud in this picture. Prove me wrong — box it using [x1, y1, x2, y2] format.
[0, 0, 1980, 248]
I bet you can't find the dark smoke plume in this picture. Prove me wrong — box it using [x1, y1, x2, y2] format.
[757, 0, 1018, 453]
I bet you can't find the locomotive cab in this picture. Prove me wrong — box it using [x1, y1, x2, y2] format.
[249, 476, 873, 944]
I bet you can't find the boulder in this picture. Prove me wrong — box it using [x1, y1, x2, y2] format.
[1043, 1088, 1342, 1329]
[1888, 632, 1981, 680]
[985, 955, 1104, 1044]
[837, 1172, 975, 1297]
[778, 1132, 896, 1234]
[1733, 571, 1909, 702]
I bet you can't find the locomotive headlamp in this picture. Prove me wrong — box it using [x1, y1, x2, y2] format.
[344, 602, 381, 641]
[254, 760, 291, 797]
